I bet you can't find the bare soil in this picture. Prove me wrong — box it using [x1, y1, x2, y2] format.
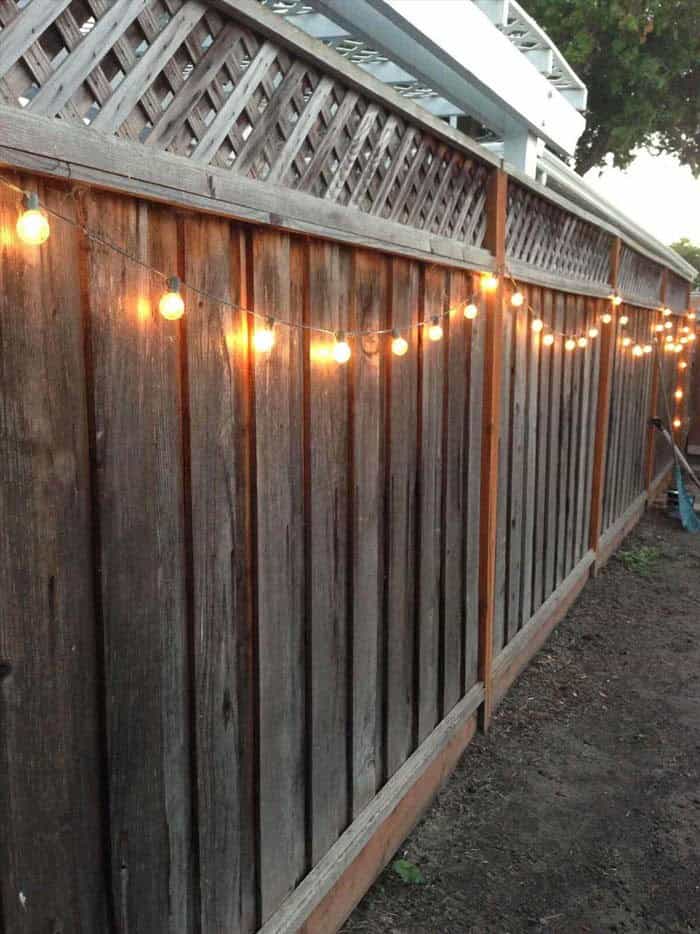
[344, 505, 700, 933]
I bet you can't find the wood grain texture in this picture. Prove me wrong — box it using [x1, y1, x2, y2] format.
[0, 177, 108, 933]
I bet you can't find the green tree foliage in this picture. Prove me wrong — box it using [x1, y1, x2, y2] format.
[670, 238, 700, 287]
[524, 1, 699, 175]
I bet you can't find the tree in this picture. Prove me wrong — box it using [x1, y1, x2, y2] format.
[670, 239, 700, 288]
[524, 1, 699, 176]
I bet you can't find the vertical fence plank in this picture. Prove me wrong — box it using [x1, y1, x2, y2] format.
[385, 257, 419, 776]
[417, 265, 446, 738]
[532, 286, 550, 612]
[0, 179, 108, 933]
[464, 275, 485, 691]
[520, 288, 539, 626]
[306, 242, 351, 861]
[443, 271, 469, 714]
[84, 192, 194, 933]
[570, 296, 587, 566]
[493, 293, 512, 654]
[555, 292, 572, 586]
[582, 297, 601, 554]
[182, 215, 256, 933]
[506, 286, 527, 643]
[590, 301, 616, 553]
[252, 229, 307, 921]
[351, 249, 386, 812]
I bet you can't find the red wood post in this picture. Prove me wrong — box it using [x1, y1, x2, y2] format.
[478, 167, 507, 730]
[588, 236, 620, 563]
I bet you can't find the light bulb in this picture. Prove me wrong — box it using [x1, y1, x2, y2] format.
[688, 311, 696, 321]
[621, 336, 631, 347]
[682, 326, 690, 334]
[565, 338, 576, 351]
[159, 276, 185, 320]
[632, 344, 643, 357]
[511, 291, 524, 307]
[619, 315, 629, 326]
[643, 344, 652, 354]
[655, 324, 664, 333]
[689, 333, 697, 341]
[464, 302, 478, 320]
[679, 361, 688, 370]
[662, 307, 672, 317]
[531, 318, 544, 333]
[674, 344, 683, 353]
[665, 321, 673, 329]
[427, 316, 444, 342]
[577, 336, 587, 349]
[675, 388, 684, 400]
[664, 342, 675, 352]
[588, 327, 599, 339]
[665, 334, 674, 342]
[253, 318, 275, 353]
[543, 333, 555, 347]
[611, 293, 622, 307]
[333, 332, 351, 364]
[601, 313, 612, 325]
[391, 329, 408, 356]
[680, 337, 688, 345]
[673, 417, 682, 429]
[481, 273, 498, 293]
[16, 193, 50, 245]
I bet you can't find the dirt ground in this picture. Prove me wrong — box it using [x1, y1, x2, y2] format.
[344, 503, 700, 933]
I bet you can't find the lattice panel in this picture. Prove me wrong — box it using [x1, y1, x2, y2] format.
[618, 244, 663, 305]
[0, 0, 490, 247]
[666, 272, 689, 312]
[505, 183, 611, 286]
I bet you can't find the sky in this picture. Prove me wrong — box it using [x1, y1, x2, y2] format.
[583, 151, 700, 248]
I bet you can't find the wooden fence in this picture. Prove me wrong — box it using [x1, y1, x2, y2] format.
[0, 2, 695, 933]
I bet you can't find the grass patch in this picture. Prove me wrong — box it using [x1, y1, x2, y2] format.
[618, 545, 663, 576]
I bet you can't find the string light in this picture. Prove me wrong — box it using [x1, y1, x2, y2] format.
[674, 344, 683, 354]
[333, 332, 351, 364]
[252, 317, 275, 353]
[673, 417, 682, 429]
[688, 311, 696, 321]
[643, 345, 652, 354]
[391, 329, 408, 356]
[619, 314, 629, 326]
[159, 276, 185, 321]
[601, 312, 613, 324]
[621, 336, 632, 347]
[511, 291, 524, 307]
[565, 338, 576, 351]
[577, 336, 588, 349]
[16, 192, 50, 245]
[610, 292, 622, 307]
[632, 344, 643, 357]
[654, 323, 664, 333]
[679, 361, 688, 370]
[588, 326, 599, 339]
[427, 316, 444, 342]
[531, 318, 544, 333]
[464, 302, 478, 320]
[481, 272, 498, 292]
[681, 326, 690, 334]
[543, 333, 555, 347]
[662, 307, 672, 317]
[675, 388, 684, 400]
[664, 321, 673, 330]
[689, 333, 697, 342]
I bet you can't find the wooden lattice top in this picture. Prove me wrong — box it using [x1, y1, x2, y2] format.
[0, 0, 490, 248]
[618, 243, 663, 307]
[505, 182, 612, 288]
[666, 272, 689, 313]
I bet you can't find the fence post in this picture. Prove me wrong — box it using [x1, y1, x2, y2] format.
[477, 166, 507, 730]
[645, 269, 666, 494]
[588, 236, 620, 565]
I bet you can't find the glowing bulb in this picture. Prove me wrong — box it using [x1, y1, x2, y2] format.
[481, 273, 498, 293]
[675, 388, 684, 400]
[577, 336, 588, 349]
[643, 345, 652, 354]
[427, 316, 444, 342]
[333, 332, 351, 364]
[688, 311, 696, 321]
[662, 307, 671, 317]
[680, 337, 688, 345]
[159, 276, 185, 320]
[619, 314, 629, 326]
[664, 342, 674, 352]
[16, 193, 50, 245]
[511, 291, 524, 307]
[588, 327, 599, 339]
[565, 338, 576, 351]
[621, 336, 631, 347]
[543, 333, 555, 347]
[673, 417, 682, 429]
[391, 329, 408, 357]
[682, 326, 690, 334]
[464, 302, 478, 320]
[601, 313, 613, 324]
[655, 323, 664, 333]
[689, 333, 696, 341]
[531, 318, 544, 333]
[665, 334, 674, 342]
[632, 344, 643, 357]
[674, 344, 683, 353]
[611, 293, 622, 307]
[679, 361, 688, 370]
[665, 321, 673, 329]
[253, 317, 275, 353]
